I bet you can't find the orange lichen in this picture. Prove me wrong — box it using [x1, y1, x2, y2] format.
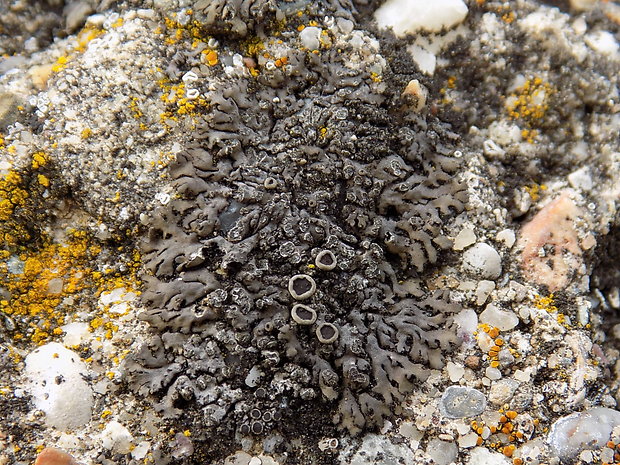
[75, 25, 104, 52]
[477, 324, 506, 367]
[524, 183, 547, 202]
[0, 231, 97, 344]
[471, 409, 540, 456]
[0, 170, 28, 222]
[203, 49, 219, 66]
[506, 77, 554, 141]
[159, 81, 209, 122]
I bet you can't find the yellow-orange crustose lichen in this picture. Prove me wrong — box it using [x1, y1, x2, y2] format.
[505, 77, 554, 142]
[1, 153, 141, 345]
[471, 408, 541, 460]
[1, 229, 142, 345]
[0, 231, 98, 344]
[476, 324, 514, 368]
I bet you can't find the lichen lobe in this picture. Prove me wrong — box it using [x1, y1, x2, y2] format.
[128, 3, 467, 441]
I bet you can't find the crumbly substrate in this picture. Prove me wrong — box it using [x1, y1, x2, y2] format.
[0, 0, 619, 465]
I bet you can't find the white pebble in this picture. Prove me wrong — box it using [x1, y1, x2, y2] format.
[374, 0, 468, 36]
[100, 420, 134, 454]
[476, 280, 495, 306]
[453, 227, 476, 251]
[61, 322, 90, 346]
[131, 441, 151, 460]
[485, 367, 501, 380]
[25, 343, 93, 431]
[468, 447, 510, 464]
[568, 167, 593, 191]
[495, 229, 516, 248]
[513, 369, 531, 383]
[480, 304, 519, 331]
[548, 407, 620, 460]
[299, 27, 322, 50]
[446, 361, 465, 382]
[488, 379, 519, 405]
[585, 31, 619, 56]
[458, 432, 479, 448]
[462, 243, 502, 279]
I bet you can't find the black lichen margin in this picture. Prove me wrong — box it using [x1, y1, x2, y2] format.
[125, 0, 467, 455]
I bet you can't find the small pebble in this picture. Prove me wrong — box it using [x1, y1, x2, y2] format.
[440, 386, 487, 418]
[496, 229, 516, 248]
[458, 432, 480, 448]
[374, 0, 468, 36]
[25, 343, 93, 431]
[485, 367, 502, 380]
[475, 280, 495, 306]
[35, 448, 78, 465]
[426, 438, 458, 465]
[446, 361, 465, 382]
[464, 355, 480, 369]
[462, 243, 502, 279]
[299, 27, 321, 50]
[488, 379, 519, 405]
[547, 407, 620, 460]
[453, 227, 477, 251]
[468, 447, 510, 465]
[480, 304, 519, 331]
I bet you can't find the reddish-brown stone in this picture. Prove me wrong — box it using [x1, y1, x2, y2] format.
[34, 448, 78, 465]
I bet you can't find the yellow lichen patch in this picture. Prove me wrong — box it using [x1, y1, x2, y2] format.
[1, 196, 142, 346]
[162, 15, 211, 46]
[159, 81, 209, 122]
[37, 174, 50, 187]
[0, 133, 5, 150]
[52, 55, 70, 73]
[129, 97, 144, 119]
[0, 231, 96, 344]
[0, 170, 28, 222]
[75, 25, 105, 52]
[31, 151, 49, 169]
[534, 293, 569, 327]
[242, 35, 266, 64]
[534, 293, 558, 313]
[81, 128, 93, 139]
[505, 77, 555, 140]
[523, 183, 547, 201]
[85, 249, 142, 341]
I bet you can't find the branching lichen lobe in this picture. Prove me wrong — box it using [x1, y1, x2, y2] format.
[128, 0, 468, 453]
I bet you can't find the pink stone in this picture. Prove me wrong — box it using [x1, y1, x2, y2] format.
[34, 448, 78, 465]
[517, 193, 584, 292]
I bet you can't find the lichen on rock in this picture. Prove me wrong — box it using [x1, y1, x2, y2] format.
[127, 0, 467, 443]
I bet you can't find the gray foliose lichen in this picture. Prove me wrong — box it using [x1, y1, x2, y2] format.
[126, 0, 466, 448]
